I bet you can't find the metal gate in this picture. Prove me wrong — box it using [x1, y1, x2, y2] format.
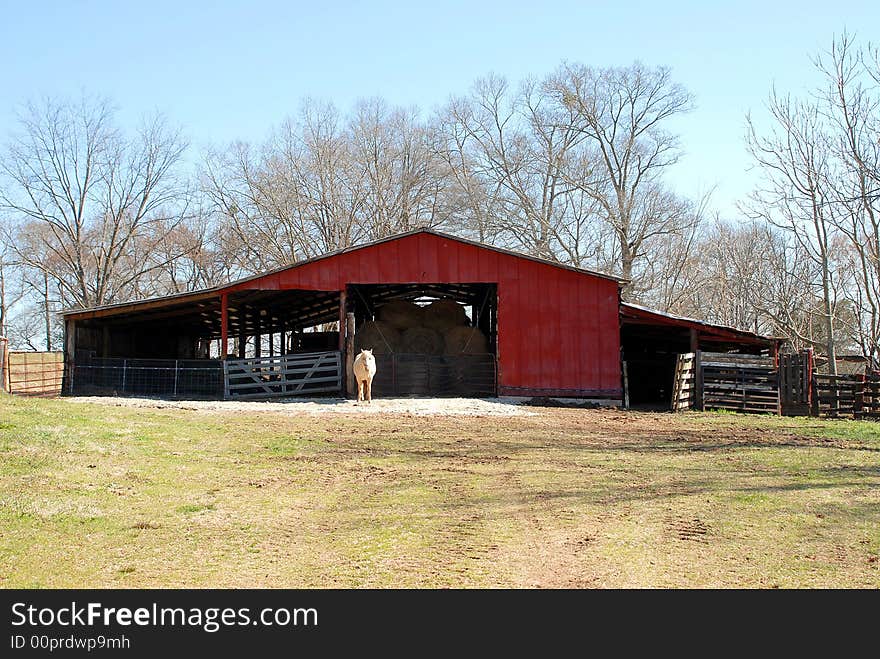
[223, 351, 342, 400]
[371, 353, 496, 397]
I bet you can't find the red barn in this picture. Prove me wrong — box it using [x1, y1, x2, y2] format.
[62, 230, 624, 401]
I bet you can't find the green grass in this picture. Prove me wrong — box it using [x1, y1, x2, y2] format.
[0, 393, 878, 588]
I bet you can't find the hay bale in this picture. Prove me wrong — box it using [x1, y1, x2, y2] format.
[354, 321, 400, 354]
[443, 325, 489, 354]
[423, 299, 468, 330]
[377, 300, 424, 330]
[400, 327, 444, 355]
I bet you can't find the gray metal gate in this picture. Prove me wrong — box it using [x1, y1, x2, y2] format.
[223, 351, 342, 400]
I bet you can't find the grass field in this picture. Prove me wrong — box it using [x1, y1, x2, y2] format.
[1, 393, 878, 588]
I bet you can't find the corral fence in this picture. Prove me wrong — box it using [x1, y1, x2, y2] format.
[812, 373, 880, 419]
[673, 351, 783, 414]
[5, 350, 64, 396]
[672, 348, 880, 420]
[69, 357, 224, 398]
[223, 351, 342, 400]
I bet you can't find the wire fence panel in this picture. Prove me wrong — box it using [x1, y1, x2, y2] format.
[71, 359, 224, 398]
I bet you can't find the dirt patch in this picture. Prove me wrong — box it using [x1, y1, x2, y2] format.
[65, 395, 536, 417]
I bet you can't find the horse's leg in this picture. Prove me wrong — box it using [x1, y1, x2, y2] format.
[357, 380, 364, 402]
[366, 377, 372, 404]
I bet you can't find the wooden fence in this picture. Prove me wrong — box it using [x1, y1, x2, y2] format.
[811, 374, 880, 419]
[700, 352, 779, 414]
[671, 352, 697, 411]
[223, 351, 342, 400]
[7, 351, 64, 396]
[669, 349, 880, 420]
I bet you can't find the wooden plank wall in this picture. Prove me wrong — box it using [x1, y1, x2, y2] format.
[8, 351, 64, 396]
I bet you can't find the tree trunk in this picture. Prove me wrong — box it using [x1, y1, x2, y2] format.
[43, 270, 52, 351]
[0, 260, 6, 337]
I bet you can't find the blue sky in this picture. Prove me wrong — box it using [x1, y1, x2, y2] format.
[1, 0, 877, 216]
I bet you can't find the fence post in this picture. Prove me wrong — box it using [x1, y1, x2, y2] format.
[694, 351, 704, 411]
[173, 360, 179, 398]
[121, 359, 127, 394]
[222, 360, 230, 400]
[345, 313, 355, 398]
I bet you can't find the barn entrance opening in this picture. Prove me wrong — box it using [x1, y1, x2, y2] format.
[620, 323, 686, 410]
[346, 283, 498, 397]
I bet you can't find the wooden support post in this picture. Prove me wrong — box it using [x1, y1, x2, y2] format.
[269, 332, 274, 357]
[338, 289, 347, 352]
[238, 334, 246, 359]
[254, 314, 262, 359]
[694, 350, 704, 411]
[345, 312, 356, 399]
[689, 327, 699, 354]
[220, 293, 229, 360]
[64, 318, 76, 395]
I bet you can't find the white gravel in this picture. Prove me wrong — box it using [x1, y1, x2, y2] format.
[65, 395, 536, 417]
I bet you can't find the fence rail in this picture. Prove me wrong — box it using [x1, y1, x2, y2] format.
[223, 351, 342, 400]
[811, 373, 879, 418]
[699, 352, 779, 414]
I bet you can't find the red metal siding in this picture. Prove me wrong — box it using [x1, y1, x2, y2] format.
[228, 232, 622, 398]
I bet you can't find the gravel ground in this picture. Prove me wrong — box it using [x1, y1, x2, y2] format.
[65, 395, 536, 417]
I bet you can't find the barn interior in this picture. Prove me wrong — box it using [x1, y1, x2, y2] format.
[345, 283, 498, 397]
[68, 288, 345, 362]
[65, 282, 499, 398]
[620, 303, 779, 410]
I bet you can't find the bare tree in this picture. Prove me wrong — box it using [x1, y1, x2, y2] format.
[0, 97, 190, 310]
[437, 74, 616, 267]
[744, 91, 843, 371]
[547, 62, 697, 297]
[816, 34, 880, 366]
[350, 98, 444, 238]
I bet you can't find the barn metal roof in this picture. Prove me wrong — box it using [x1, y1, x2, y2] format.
[61, 228, 625, 320]
[620, 302, 783, 346]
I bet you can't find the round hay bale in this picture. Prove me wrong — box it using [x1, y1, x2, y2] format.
[377, 300, 424, 330]
[423, 299, 468, 331]
[400, 327, 444, 355]
[354, 321, 400, 354]
[443, 325, 489, 354]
